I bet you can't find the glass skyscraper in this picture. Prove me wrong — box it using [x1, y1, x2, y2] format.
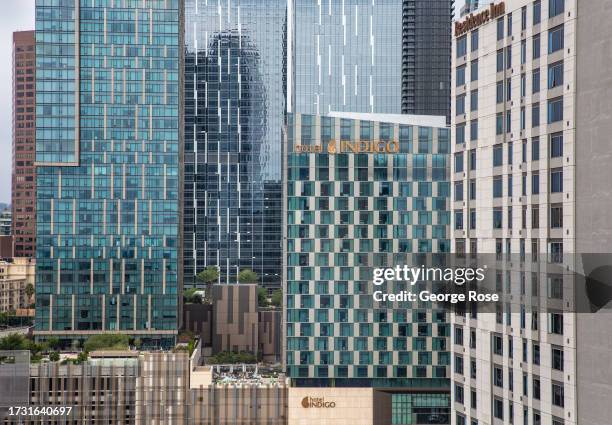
[289, 0, 403, 115]
[35, 0, 181, 347]
[284, 113, 450, 393]
[183, 0, 286, 289]
[402, 0, 453, 120]
[289, 0, 452, 119]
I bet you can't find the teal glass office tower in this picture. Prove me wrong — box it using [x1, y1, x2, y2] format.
[284, 113, 450, 392]
[34, 0, 182, 347]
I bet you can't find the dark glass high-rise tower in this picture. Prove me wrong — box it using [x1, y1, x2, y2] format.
[401, 0, 454, 120]
[34, 0, 181, 347]
[183, 0, 286, 289]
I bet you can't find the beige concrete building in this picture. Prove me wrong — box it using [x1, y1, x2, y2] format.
[0, 258, 35, 313]
[451, 1, 612, 425]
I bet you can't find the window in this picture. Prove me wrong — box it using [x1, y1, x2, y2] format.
[497, 18, 504, 41]
[551, 168, 563, 193]
[470, 90, 478, 111]
[533, 343, 540, 365]
[469, 149, 476, 170]
[454, 326, 464, 345]
[532, 103, 540, 127]
[456, 124, 465, 144]
[533, 377, 541, 399]
[552, 346, 564, 371]
[532, 206, 540, 228]
[455, 210, 464, 230]
[521, 40, 527, 64]
[493, 145, 503, 167]
[532, 172, 540, 194]
[506, 111, 512, 133]
[522, 140, 527, 162]
[496, 113, 504, 135]
[455, 181, 464, 201]
[549, 25, 565, 54]
[470, 120, 478, 141]
[548, 61, 564, 88]
[471, 59, 478, 81]
[496, 49, 504, 72]
[456, 65, 466, 86]
[549, 276, 564, 299]
[470, 208, 476, 229]
[456, 94, 466, 115]
[471, 29, 479, 51]
[549, 0, 565, 18]
[492, 334, 503, 355]
[532, 137, 540, 160]
[496, 81, 504, 104]
[457, 414, 466, 425]
[552, 418, 564, 425]
[552, 381, 565, 407]
[508, 175, 514, 197]
[457, 35, 467, 57]
[455, 152, 464, 173]
[549, 312, 564, 334]
[493, 365, 504, 387]
[532, 68, 540, 93]
[506, 78, 512, 101]
[548, 97, 563, 123]
[494, 398, 504, 420]
[533, 411, 541, 425]
[534, 0, 542, 24]
[494, 208, 503, 229]
[507, 13, 513, 36]
[494, 177, 503, 198]
[508, 142, 514, 165]
[521, 6, 527, 30]
[455, 356, 464, 375]
[522, 173, 527, 196]
[506, 46, 512, 69]
[521, 73, 526, 97]
[533, 34, 541, 59]
[520, 107, 526, 130]
[471, 389, 477, 409]
[550, 133, 563, 157]
[551, 204, 563, 228]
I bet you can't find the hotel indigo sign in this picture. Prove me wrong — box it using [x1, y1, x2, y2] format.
[455, 2, 505, 37]
[301, 396, 336, 408]
[293, 140, 400, 154]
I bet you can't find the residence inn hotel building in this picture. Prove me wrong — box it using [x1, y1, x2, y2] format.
[451, 1, 612, 425]
[283, 112, 452, 424]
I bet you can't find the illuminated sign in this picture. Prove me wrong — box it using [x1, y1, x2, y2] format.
[293, 140, 400, 154]
[301, 396, 336, 408]
[455, 2, 505, 37]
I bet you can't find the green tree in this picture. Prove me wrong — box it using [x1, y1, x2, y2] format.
[183, 288, 202, 304]
[257, 287, 269, 307]
[24, 283, 34, 304]
[270, 289, 283, 307]
[196, 266, 220, 303]
[238, 269, 258, 284]
[48, 352, 60, 362]
[83, 334, 129, 352]
[0, 333, 29, 350]
[46, 337, 61, 350]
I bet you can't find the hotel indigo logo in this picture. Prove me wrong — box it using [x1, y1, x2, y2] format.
[293, 140, 399, 154]
[301, 396, 336, 408]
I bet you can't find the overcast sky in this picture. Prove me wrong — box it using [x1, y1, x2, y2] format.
[0, 0, 465, 205]
[0, 0, 35, 205]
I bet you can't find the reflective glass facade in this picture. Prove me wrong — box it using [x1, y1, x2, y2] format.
[284, 113, 451, 387]
[402, 0, 453, 120]
[183, 0, 285, 289]
[35, 0, 181, 347]
[290, 0, 403, 115]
